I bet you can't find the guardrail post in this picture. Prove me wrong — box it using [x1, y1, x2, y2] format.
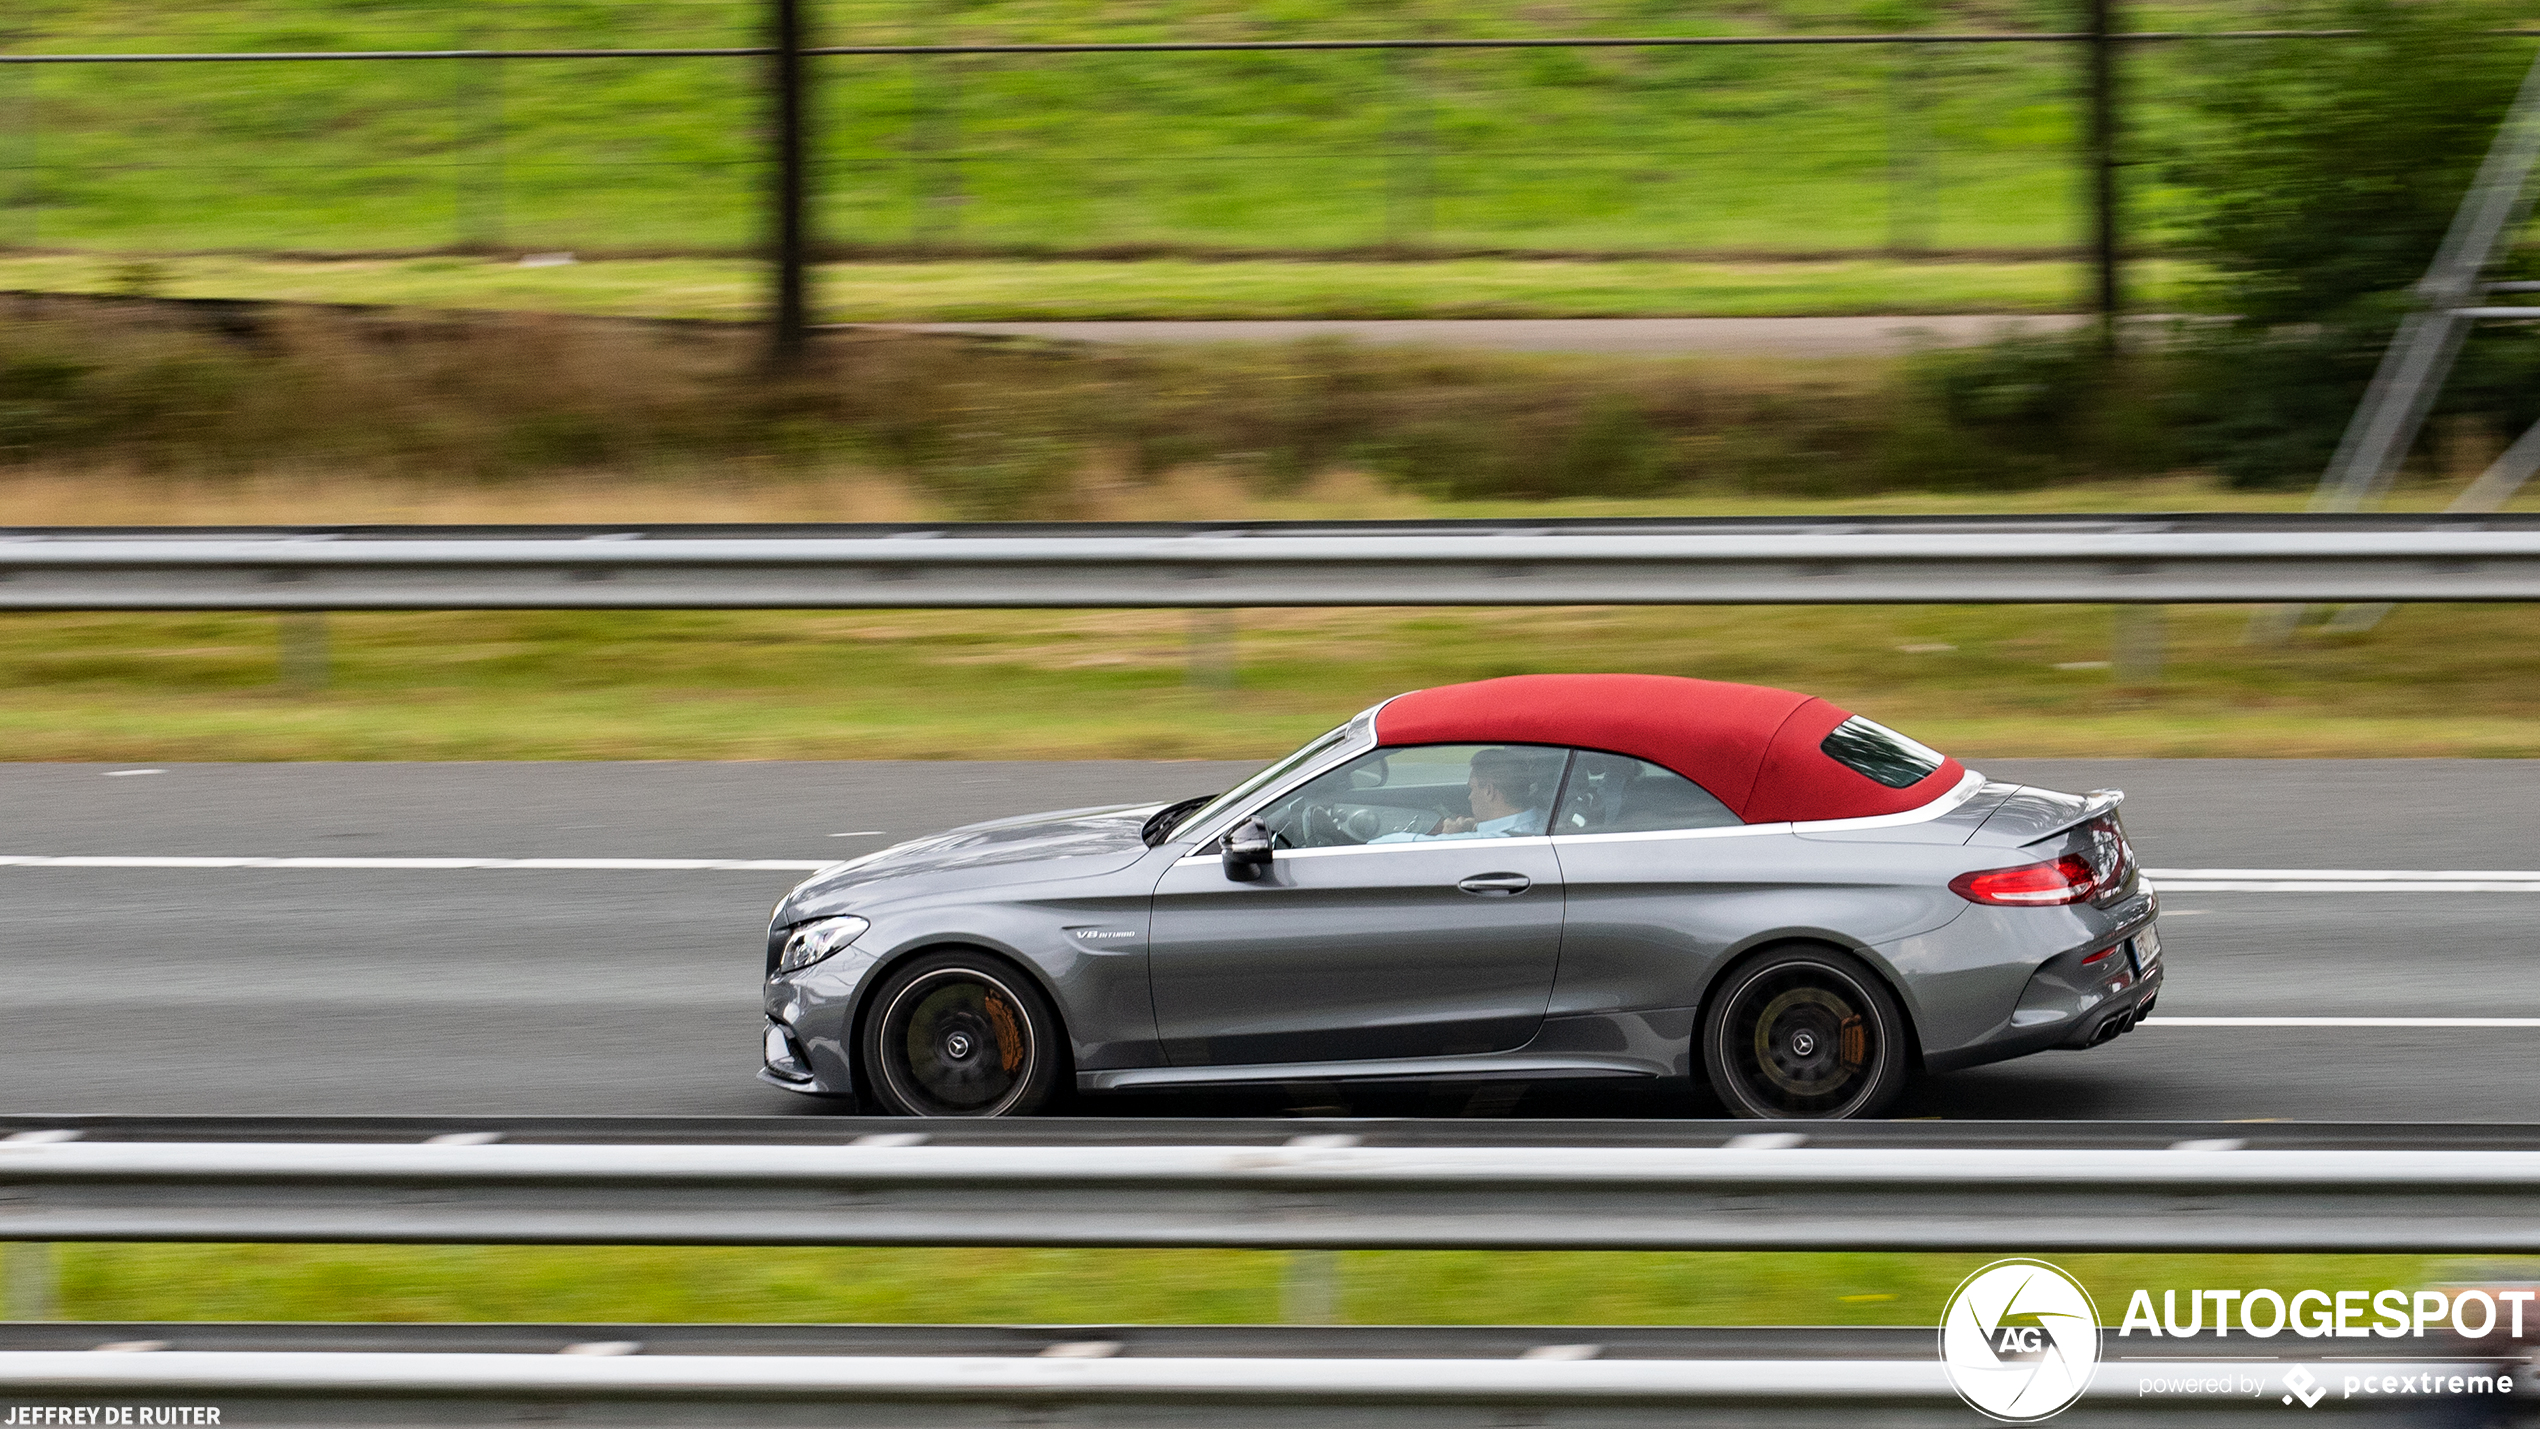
[1282, 1250, 1340, 1324]
[1186, 609, 1237, 689]
[2114, 603, 2164, 685]
[280, 611, 330, 691]
[4, 1243, 54, 1321]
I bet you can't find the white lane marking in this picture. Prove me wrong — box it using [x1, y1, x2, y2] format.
[0, 856, 831, 871]
[828, 830, 888, 838]
[2146, 1017, 2540, 1028]
[100, 769, 164, 778]
[2153, 873, 2540, 883]
[2147, 867, 2540, 892]
[2158, 881, 2540, 892]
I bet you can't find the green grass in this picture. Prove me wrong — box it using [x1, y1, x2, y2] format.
[0, 251, 2200, 320]
[5, 589, 2540, 762]
[54, 1245, 2477, 1328]
[0, 0, 2250, 262]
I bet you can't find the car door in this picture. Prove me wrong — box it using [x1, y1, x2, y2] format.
[1540, 749, 1763, 1018]
[1147, 744, 1569, 1067]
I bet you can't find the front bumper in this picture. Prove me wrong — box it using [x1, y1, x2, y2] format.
[761, 950, 872, 1098]
[758, 1020, 820, 1092]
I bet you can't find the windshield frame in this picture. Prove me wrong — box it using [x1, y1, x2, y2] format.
[1158, 704, 1383, 848]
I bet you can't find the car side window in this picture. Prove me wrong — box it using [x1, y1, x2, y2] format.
[1253, 744, 1569, 849]
[1554, 751, 1742, 835]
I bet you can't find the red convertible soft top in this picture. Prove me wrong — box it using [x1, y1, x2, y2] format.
[1372, 673, 1965, 824]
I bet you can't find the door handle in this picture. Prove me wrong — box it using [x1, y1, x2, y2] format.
[1457, 873, 1532, 896]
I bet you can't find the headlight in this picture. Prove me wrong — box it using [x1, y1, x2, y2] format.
[775, 915, 869, 975]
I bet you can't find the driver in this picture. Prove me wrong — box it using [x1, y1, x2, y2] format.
[1373, 747, 1558, 842]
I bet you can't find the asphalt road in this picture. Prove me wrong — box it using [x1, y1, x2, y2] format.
[1, 758, 2533, 1121]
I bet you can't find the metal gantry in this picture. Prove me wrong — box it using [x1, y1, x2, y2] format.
[2265, 48, 2540, 636]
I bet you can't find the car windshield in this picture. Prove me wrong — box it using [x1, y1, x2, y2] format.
[1156, 721, 1353, 844]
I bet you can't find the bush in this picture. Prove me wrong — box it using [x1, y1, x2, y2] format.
[0, 296, 2189, 515]
[2164, 0, 2536, 486]
[1874, 330, 2178, 491]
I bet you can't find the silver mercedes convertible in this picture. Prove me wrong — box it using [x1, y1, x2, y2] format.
[760, 673, 2161, 1119]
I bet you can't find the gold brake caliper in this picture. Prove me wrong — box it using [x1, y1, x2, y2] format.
[984, 994, 1026, 1073]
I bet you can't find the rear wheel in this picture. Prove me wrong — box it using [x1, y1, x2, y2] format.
[862, 952, 1062, 1117]
[1700, 946, 1909, 1120]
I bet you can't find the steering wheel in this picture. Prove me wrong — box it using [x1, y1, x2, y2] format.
[1300, 801, 1367, 847]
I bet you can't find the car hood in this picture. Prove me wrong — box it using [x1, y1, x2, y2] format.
[783, 802, 1164, 906]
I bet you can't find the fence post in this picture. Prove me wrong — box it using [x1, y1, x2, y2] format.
[1384, 47, 1434, 251]
[1887, 44, 1931, 255]
[4, 25, 33, 247]
[2086, 0, 2120, 350]
[769, 0, 813, 366]
[458, 17, 506, 251]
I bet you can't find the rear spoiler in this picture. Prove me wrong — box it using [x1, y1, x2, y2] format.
[2018, 788, 2126, 845]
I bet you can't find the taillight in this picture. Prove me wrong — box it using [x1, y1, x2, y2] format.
[2079, 815, 2135, 892]
[1951, 855, 2098, 906]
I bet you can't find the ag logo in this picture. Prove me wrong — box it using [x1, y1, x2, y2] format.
[1938, 1258, 2102, 1422]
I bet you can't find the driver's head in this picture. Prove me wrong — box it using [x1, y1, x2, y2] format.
[1468, 747, 1558, 822]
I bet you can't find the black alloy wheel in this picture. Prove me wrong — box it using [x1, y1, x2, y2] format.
[862, 952, 1062, 1117]
[1700, 946, 1909, 1119]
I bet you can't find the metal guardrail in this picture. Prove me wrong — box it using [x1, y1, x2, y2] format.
[0, 1324, 2510, 1426]
[5, 1350, 2477, 1427]
[4, 1142, 2531, 1423]
[5, 1139, 2540, 1251]
[8, 1115, 2540, 1150]
[5, 517, 2540, 609]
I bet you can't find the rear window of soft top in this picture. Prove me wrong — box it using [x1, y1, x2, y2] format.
[1820, 715, 1946, 789]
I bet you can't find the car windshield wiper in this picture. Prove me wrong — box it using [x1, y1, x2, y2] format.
[1142, 794, 1217, 847]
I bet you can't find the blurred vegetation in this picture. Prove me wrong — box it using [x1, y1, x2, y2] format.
[0, 0, 2231, 259]
[0, 252, 2193, 322]
[0, 301, 2187, 512]
[55, 1244, 2465, 1329]
[1825, 0, 2540, 494]
[2157, 0, 2540, 487]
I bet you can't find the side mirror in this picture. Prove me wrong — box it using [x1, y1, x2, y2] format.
[1222, 819, 1274, 882]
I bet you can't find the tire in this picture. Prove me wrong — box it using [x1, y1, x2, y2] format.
[1699, 945, 1910, 1120]
[861, 951, 1063, 1118]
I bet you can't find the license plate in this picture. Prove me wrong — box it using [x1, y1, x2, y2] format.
[2131, 926, 2161, 973]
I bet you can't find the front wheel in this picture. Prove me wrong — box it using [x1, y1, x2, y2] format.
[862, 952, 1063, 1117]
[1700, 946, 1909, 1119]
